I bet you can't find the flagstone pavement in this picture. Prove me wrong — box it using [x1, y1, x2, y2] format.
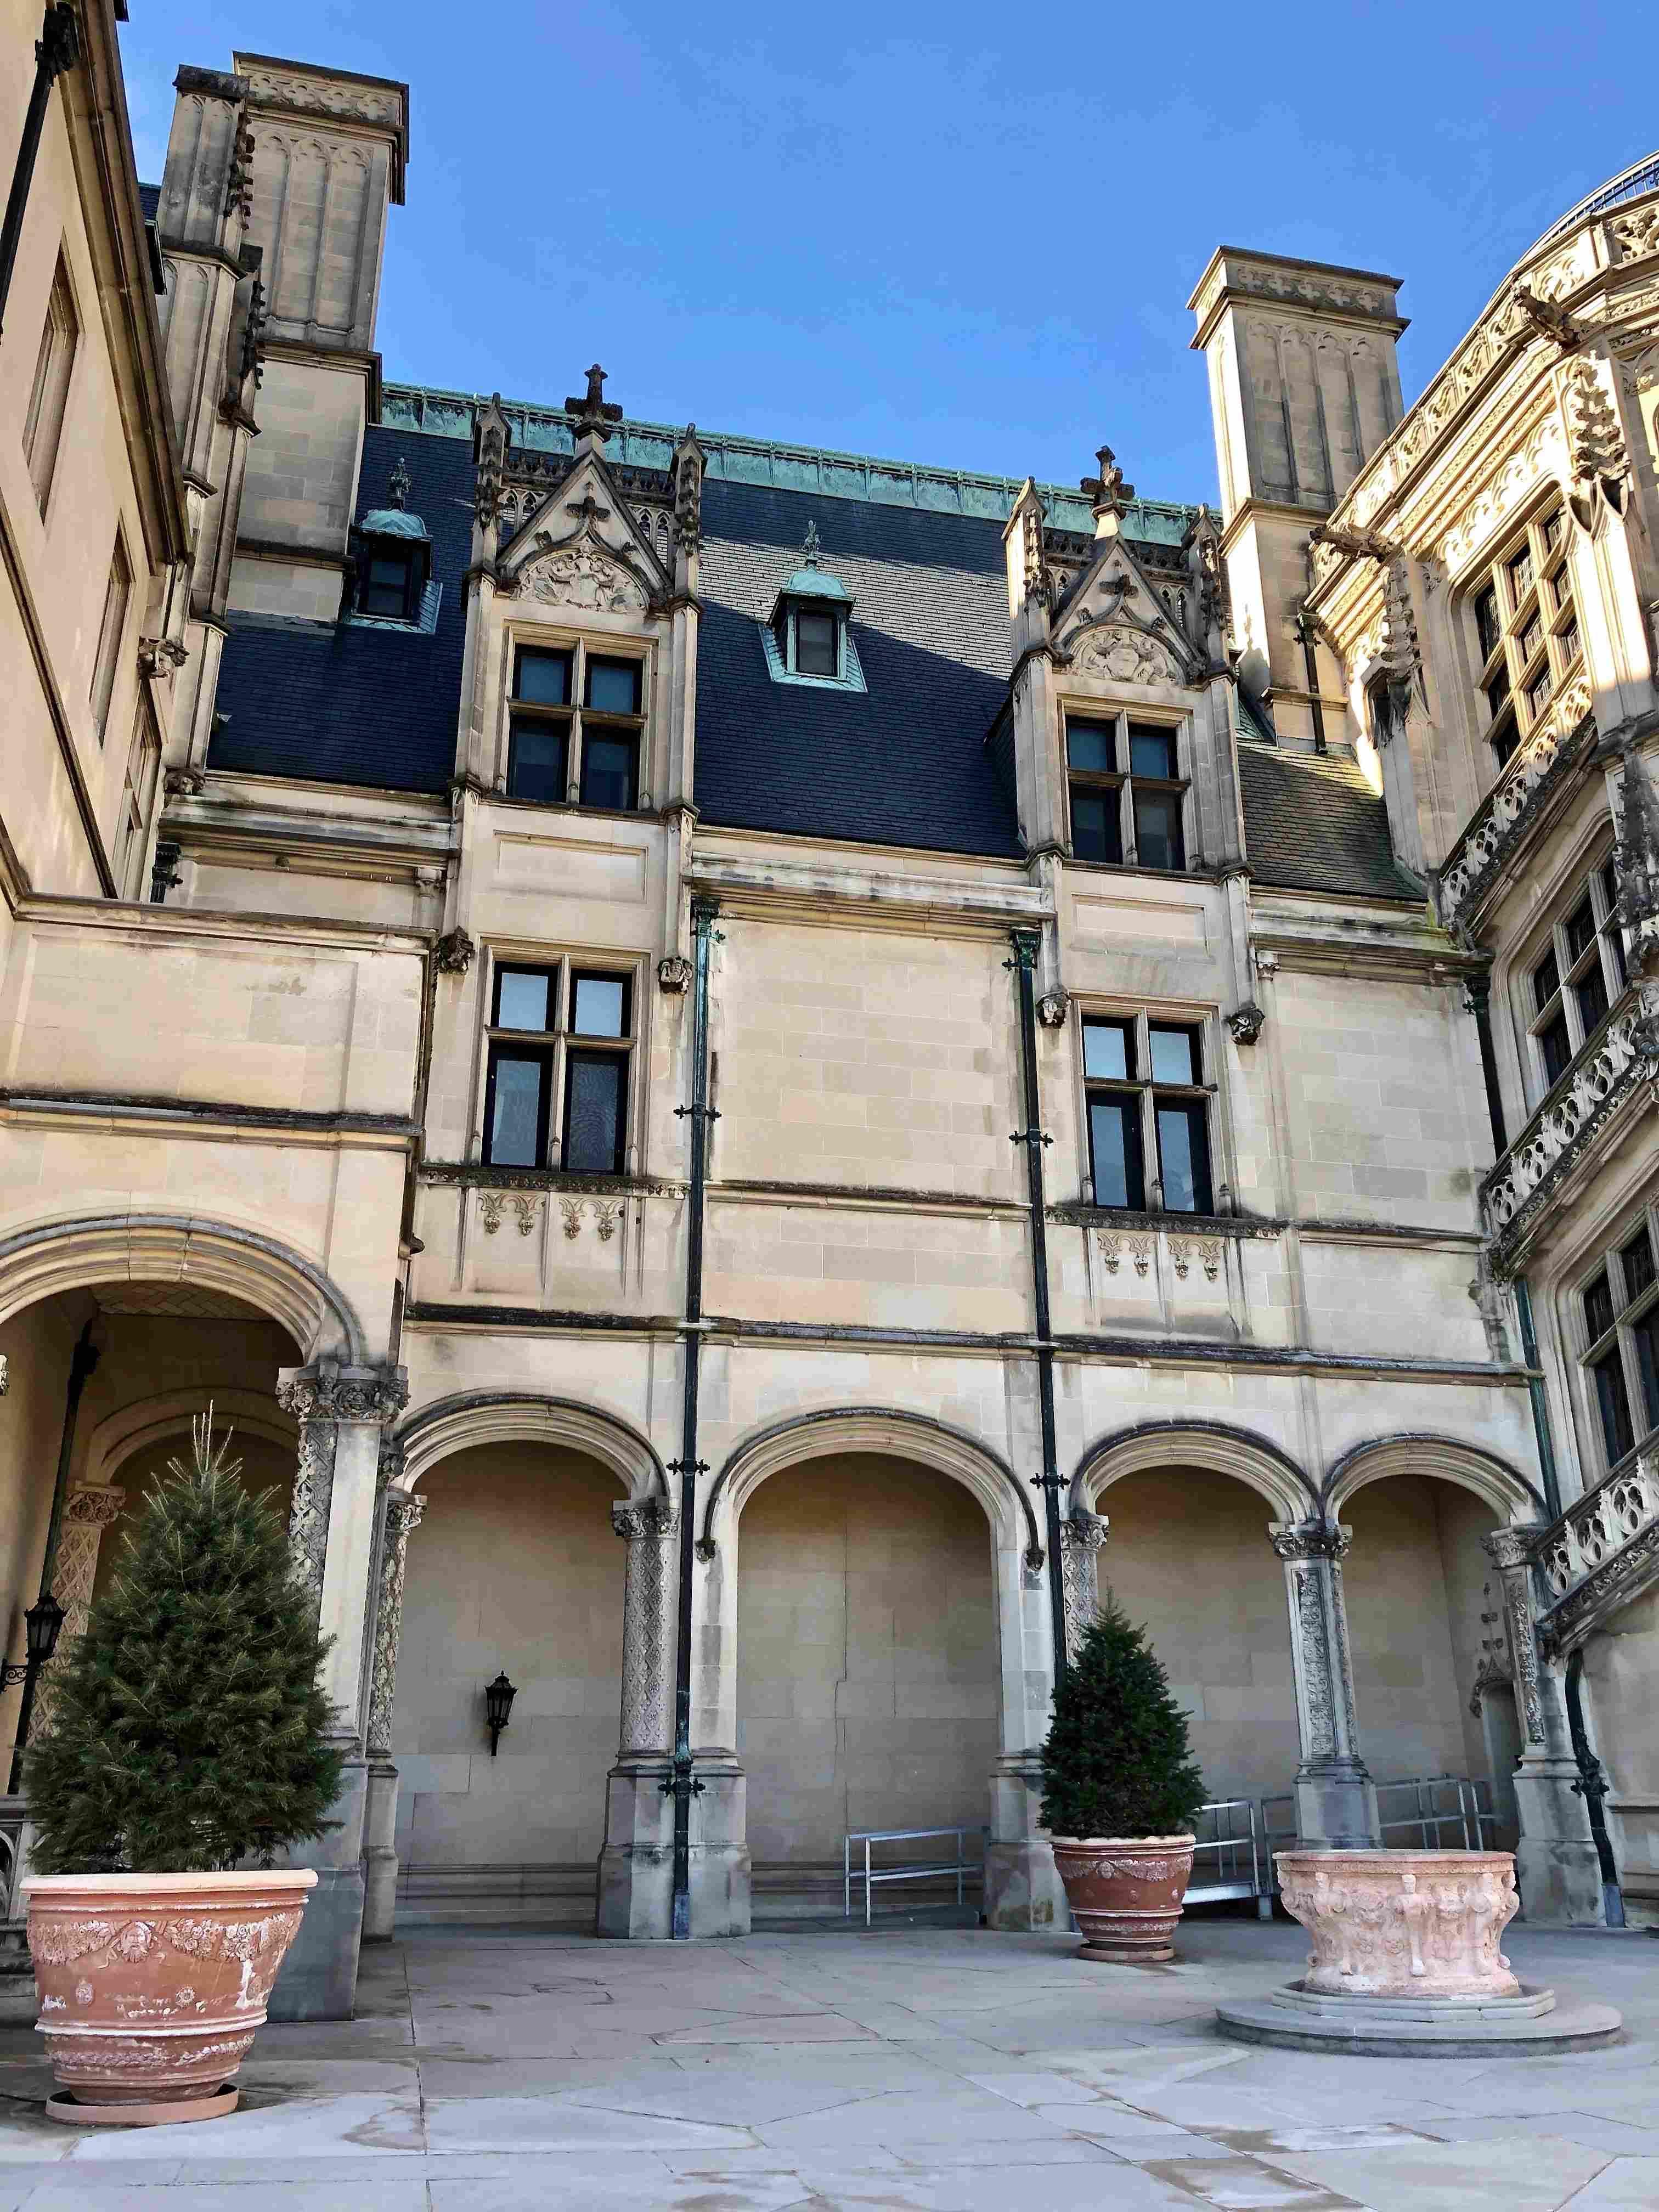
[0, 1916, 1655, 2210]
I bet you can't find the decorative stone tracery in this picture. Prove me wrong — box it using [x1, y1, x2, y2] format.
[612, 1497, 678, 1758]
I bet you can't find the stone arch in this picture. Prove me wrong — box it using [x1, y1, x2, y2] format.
[1072, 1418, 1316, 1525]
[1322, 1434, 1545, 1524]
[0, 1212, 365, 1364]
[702, 1407, 1042, 1560]
[393, 1391, 667, 1502]
[80, 1387, 297, 1491]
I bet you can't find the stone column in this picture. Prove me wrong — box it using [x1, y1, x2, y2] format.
[361, 1487, 425, 1944]
[1482, 1527, 1604, 1923]
[597, 1497, 679, 1937]
[29, 1485, 125, 1739]
[271, 1358, 408, 2019]
[1270, 1519, 1380, 1849]
[1057, 1506, 1109, 1657]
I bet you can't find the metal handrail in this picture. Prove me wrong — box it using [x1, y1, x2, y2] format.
[843, 1825, 986, 1927]
[1189, 1797, 1272, 1917]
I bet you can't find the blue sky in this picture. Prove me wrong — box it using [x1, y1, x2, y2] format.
[120, 2, 1648, 504]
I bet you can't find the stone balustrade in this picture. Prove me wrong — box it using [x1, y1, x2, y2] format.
[1433, 695, 1595, 934]
[1480, 994, 1657, 1268]
[1537, 1449, 1659, 1652]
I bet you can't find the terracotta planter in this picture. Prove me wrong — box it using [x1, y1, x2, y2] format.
[1275, 1849, 1521, 1998]
[24, 1868, 315, 2123]
[1051, 1833, 1196, 1961]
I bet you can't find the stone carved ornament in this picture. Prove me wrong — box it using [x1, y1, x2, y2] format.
[516, 539, 646, 615]
[1277, 1858, 1520, 1996]
[241, 67, 403, 130]
[1068, 623, 1182, 686]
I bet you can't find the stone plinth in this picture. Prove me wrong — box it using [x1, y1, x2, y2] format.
[1278, 1848, 1520, 1997]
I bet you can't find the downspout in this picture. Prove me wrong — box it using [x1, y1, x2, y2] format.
[0, 5, 78, 338]
[1007, 929, 1067, 1677]
[8, 1316, 98, 1792]
[1462, 975, 1508, 1161]
[1564, 1649, 1624, 1928]
[1512, 1279, 1562, 1524]
[1295, 612, 1328, 755]
[665, 896, 719, 1938]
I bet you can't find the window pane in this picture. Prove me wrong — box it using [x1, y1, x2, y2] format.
[487, 1053, 546, 1167]
[1540, 1013, 1572, 1088]
[1128, 723, 1177, 780]
[1585, 1271, 1616, 1344]
[1574, 961, 1609, 1039]
[1526, 669, 1553, 719]
[495, 967, 552, 1031]
[580, 732, 638, 811]
[1532, 949, 1561, 1011]
[1133, 788, 1184, 872]
[1592, 1347, 1636, 1464]
[1565, 899, 1596, 968]
[1067, 719, 1115, 774]
[1634, 1306, 1659, 1435]
[1149, 1026, 1198, 1085]
[565, 1052, 624, 1173]
[1088, 1096, 1143, 1209]
[1559, 618, 1581, 664]
[1542, 509, 1564, 553]
[1622, 1227, 1656, 1301]
[1082, 1019, 1132, 1081]
[795, 614, 837, 676]
[572, 973, 627, 1037]
[1508, 544, 1534, 600]
[1474, 586, 1501, 663]
[1485, 667, 1511, 716]
[507, 716, 567, 804]
[1490, 714, 1517, 769]
[1070, 785, 1121, 865]
[516, 648, 572, 707]
[1519, 613, 1543, 664]
[585, 657, 641, 714]
[1156, 1101, 1212, 1214]
[363, 551, 411, 619]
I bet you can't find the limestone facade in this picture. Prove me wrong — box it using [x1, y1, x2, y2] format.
[1, 19, 1654, 2016]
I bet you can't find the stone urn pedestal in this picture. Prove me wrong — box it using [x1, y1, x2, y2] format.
[25, 1869, 316, 2124]
[1051, 1834, 1195, 1962]
[1215, 1850, 1621, 2055]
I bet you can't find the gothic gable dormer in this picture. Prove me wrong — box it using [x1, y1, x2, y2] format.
[1051, 534, 1203, 691]
[495, 368, 674, 617]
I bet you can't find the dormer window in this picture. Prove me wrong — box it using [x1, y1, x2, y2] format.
[351, 456, 432, 627]
[761, 520, 867, 691]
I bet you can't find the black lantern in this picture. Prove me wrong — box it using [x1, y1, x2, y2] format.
[24, 1592, 65, 1666]
[484, 1671, 516, 1756]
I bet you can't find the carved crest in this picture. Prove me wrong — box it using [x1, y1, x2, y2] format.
[1069, 623, 1182, 685]
[517, 540, 646, 614]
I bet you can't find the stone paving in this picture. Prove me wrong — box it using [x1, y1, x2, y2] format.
[0, 1916, 1654, 2210]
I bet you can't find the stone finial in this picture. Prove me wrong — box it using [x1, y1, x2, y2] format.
[473, 394, 511, 537]
[1082, 444, 1134, 537]
[388, 456, 411, 510]
[670, 424, 705, 556]
[801, 519, 821, 567]
[565, 362, 624, 444]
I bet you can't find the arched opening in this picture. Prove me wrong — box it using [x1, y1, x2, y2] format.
[1340, 1474, 1505, 1838]
[390, 1441, 627, 1927]
[1, 1280, 302, 1777]
[735, 1453, 1001, 1918]
[1083, 1464, 1301, 1806]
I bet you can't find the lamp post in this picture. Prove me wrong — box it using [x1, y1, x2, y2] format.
[5, 1592, 65, 1791]
[483, 1671, 516, 1757]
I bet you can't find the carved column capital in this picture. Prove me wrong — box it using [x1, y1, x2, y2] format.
[64, 1485, 126, 1529]
[277, 1361, 409, 1427]
[1482, 1525, 1542, 1574]
[1269, 1518, 1352, 1562]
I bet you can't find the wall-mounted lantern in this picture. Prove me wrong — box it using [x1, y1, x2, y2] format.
[483, 1670, 517, 1757]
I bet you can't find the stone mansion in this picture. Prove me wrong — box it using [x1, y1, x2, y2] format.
[1, 12, 1656, 2017]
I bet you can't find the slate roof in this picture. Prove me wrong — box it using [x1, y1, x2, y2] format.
[205, 390, 1414, 902]
[139, 182, 160, 221]
[211, 426, 473, 793]
[1237, 740, 1419, 901]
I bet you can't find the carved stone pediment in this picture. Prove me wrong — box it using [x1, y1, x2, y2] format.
[515, 539, 647, 614]
[1068, 622, 1184, 686]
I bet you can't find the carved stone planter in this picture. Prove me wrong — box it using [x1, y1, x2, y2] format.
[1050, 1833, 1195, 1962]
[25, 1869, 315, 2124]
[1275, 1849, 1520, 1996]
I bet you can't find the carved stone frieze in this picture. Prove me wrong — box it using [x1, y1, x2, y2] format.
[1276, 1852, 1520, 1998]
[515, 540, 646, 614]
[240, 64, 404, 132]
[1068, 621, 1183, 686]
[1437, 419, 1566, 575]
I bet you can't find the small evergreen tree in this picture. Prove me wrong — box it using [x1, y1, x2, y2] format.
[1040, 1595, 1205, 1838]
[25, 1410, 343, 1874]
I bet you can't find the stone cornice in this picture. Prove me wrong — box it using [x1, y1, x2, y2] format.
[233, 52, 409, 201]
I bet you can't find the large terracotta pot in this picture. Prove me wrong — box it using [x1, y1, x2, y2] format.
[1275, 1849, 1520, 1998]
[24, 1868, 315, 2122]
[1051, 1833, 1196, 1961]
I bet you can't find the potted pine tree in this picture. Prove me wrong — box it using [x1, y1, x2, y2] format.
[21, 1412, 340, 2125]
[1041, 1598, 1205, 1962]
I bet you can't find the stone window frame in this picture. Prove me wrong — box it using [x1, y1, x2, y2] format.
[1073, 1001, 1218, 1215]
[1061, 705, 1191, 874]
[1458, 496, 1583, 773]
[89, 527, 133, 748]
[1573, 1198, 1659, 1477]
[502, 629, 650, 814]
[1516, 841, 1628, 1103]
[476, 945, 642, 1176]
[22, 248, 79, 519]
[113, 701, 160, 899]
